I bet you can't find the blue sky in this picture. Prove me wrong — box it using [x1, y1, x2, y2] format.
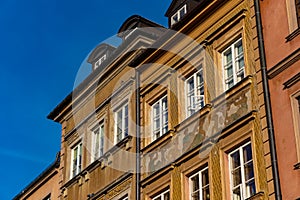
[0, 1, 170, 199]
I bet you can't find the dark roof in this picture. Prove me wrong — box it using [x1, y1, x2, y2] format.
[87, 43, 116, 64]
[47, 15, 165, 122]
[165, 0, 187, 16]
[13, 152, 60, 200]
[118, 15, 164, 38]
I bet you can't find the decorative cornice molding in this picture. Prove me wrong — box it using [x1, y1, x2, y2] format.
[267, 48, 300, 79]
[283, 72, 300, 89]
[286, 28, 300, 42]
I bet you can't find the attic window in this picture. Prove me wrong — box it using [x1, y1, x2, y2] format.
[171, 4, 187, 25]
[95, 54, 107, 69]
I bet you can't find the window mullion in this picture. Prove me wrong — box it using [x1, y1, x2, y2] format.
[194, 74, 197, 108]
[159, 99, 163, 137]
[122, 107, 125, 139]
[199, 171, 203, 200]
[240, 147, 246, 199]
[231, 44, 237, 85]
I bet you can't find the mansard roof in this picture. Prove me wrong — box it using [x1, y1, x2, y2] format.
[165, 0, 212, 27]
[165, 0, 189, 17]
[118, 15, 163, 39]
[48, 15, 164, 122]
[87, 43, 116, 64]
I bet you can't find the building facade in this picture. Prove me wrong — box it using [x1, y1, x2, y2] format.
[260, 0, 300, 199]
[14, 0, 291, 199]
[13, 154, 60, 200]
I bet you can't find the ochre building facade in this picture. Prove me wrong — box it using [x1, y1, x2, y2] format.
[14, 0, 297, 199]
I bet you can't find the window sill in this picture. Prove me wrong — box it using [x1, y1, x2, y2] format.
[286, 28, 300, 42]
[141, 130, 174, 154]
[294, 162, 300, 170]
[245, 191, 264, 200]
[62, 136, 133, 189]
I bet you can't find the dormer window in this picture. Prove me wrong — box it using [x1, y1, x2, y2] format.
[95, 54, 107, 70]
[171, 5, 187, 25]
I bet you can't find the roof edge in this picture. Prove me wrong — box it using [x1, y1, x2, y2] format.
[13, 152, 60, 200]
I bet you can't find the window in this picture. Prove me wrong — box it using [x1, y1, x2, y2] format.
[286, 0, 300, 34]
[71, 142, 82, 178]
[115, 104, 129, 143]
[189, 167, 210, 200]
[296, 0, 300, 27]
[153, 190, 170, 200]
[229, 142, 255, 200]
[95, 54, 107, 69]
[91, 122, 104, 162]
[186, 69, 205, 117]
[291, 92, 300, 161]
[152, 96, 168, 140]
[222, 39, 245, 90]
[171, 5, 187, 25]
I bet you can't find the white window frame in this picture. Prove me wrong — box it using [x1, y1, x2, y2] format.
[91, 122, 105, 162]
[114, 103, 129, 144]
[291, 92, 300, 161]
[119, 196, 128, 200]
[189, 167, 209, 200]
[171, 4, 187, 25]
[70, 142, 82, 179]
[153, 190, 170, 200]
[229, 142, 256, 200]
[151, 95, 168, 141]
[95, 54, 107, 69]
[286, 0, 300, 33]
[222, 38, 245, 90]
[185, 68, 205, 117]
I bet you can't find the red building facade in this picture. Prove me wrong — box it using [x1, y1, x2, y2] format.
[260, 0, 300, 199]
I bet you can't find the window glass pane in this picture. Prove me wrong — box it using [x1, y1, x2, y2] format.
[296, 0, 300, 26]
[78, 144, 82, 171]
[226, 65, 233, 77]
[203, 187, 210, 200]
[223, 39, 245, 89]
[246, 179, 256, 197]
[202, 169, 209, 186]
[244, 162, 254, 180]
[232, 187, 241, 200]
[188, 78, 195, 92]
[191, 192, 200, 200]
[191, 174, 200, 192]
[163, 191, 170, 200]
[94, 128, 100, 157]
[297, 96, 300, 113]
[232, 168, 242, 187]
[179, 7, 186, 18]
[231, 151, 241, 168]
[230, 143, 255, 199]
[124, 105, 129, 136]
[117, 109, 123, 140]
[243, 144, 252, 162]
[172, 14, 178, 24]
[224, 50, 232, 64]
[186, 70, 205, 117]
[152, 96, 168, 140]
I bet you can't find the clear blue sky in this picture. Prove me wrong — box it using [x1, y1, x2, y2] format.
[0, 1, 170, 199]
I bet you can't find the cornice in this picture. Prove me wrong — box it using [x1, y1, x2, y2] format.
[267, 48, 300, 79]
[283, 72, 300, 89]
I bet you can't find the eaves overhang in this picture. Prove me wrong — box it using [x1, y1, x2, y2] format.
[47, 21, 165, 123]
